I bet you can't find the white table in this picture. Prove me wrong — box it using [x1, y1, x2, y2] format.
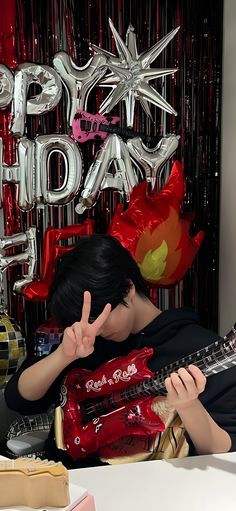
[70, 451, 236, 511]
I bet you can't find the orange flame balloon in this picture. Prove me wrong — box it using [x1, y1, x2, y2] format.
[108, 161, 204, 287]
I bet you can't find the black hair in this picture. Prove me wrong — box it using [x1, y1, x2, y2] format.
[48, 234, 148, 328]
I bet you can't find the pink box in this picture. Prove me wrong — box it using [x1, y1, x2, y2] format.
[71, 495, 96, 511]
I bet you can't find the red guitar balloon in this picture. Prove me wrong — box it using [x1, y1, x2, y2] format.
[60, 327, 236, 460]
[60, 348, 164, 460]
[72, 109, 155, 143]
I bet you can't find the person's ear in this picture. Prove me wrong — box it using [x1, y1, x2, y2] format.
[127, 282, 135, 302]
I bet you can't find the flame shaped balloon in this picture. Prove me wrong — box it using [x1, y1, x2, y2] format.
[108, 161, 204, 287]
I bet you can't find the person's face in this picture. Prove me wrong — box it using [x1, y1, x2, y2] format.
[97, 288, 136, 342]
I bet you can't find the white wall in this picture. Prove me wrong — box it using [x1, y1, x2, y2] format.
[219, 0, 236, 334]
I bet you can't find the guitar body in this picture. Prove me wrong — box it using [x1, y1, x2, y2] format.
[59, 329, 236, 460]
[72, 110, 120, 143]
[60, 349, 165, 460]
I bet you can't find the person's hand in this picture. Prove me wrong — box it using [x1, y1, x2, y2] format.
[61, 291, 111, 360]
[165, 365, 207, 411]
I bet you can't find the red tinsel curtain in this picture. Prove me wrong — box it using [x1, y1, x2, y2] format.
[0, 0, 223, 353]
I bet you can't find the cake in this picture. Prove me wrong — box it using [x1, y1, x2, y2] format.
[0, 457, 70, 508]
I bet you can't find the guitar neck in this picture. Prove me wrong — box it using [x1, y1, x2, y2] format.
[148, 330, 236, 396]
[81, 327, 236, 422]
[99, 123, 153, 143]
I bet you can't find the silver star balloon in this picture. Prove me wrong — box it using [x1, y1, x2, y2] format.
[92, 19, 179, 127]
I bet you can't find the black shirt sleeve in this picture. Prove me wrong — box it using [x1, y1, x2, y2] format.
[4, 356, 62, 415]
[4, 337, 121, 417]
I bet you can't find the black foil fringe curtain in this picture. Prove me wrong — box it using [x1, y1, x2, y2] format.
[0, 0, 223, 352]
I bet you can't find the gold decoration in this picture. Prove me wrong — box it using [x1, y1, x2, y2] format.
[0, 313, 27, 388]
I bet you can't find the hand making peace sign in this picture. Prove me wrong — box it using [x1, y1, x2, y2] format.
[61, 291, 111, 360]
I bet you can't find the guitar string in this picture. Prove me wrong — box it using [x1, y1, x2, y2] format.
[81, 337, 236, 418]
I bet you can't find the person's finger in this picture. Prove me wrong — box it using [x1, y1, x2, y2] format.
[63, 326, 77, 356]
[165, 376, 178, 397]
[64, 325, 76, 342]
[71, 322, 82, 342]
[177, 367, 197, 392]
[92, 303, 112, 332]
[76, 335, 94, 357]
[81, 291, 92, 324]
[187, 364, 206, 393]
[82, 335, 94, 348]
[169, 372, 188, 398]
